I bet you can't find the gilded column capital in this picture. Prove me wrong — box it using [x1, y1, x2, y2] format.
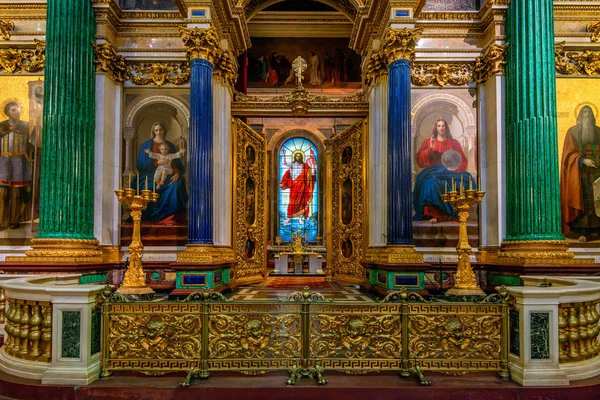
[380, 27, 423, 65]
[362, 49, 388, 87]
[92, 42, 127, 84]
[179, 26, 222, 65]
[0, 20, 14, 40]
[587, 21, 600, 42]
[213, 51, 238, 87]
[473, 43, 509, 84]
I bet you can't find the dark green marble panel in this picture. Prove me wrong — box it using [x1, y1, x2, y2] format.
[510, 309, 520, 356]
[62, 311, 81, 358]
[91, 308, 101, 355]
[530, 312, 550, 359]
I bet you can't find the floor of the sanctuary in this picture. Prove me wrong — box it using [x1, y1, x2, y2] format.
[228, 276, 376, 302]
[1, 369, 599, 400]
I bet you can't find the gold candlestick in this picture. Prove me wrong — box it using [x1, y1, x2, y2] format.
[441, 182, 485, 296]
[115, 187, 160, 294]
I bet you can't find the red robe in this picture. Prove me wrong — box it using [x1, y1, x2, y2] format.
[280, 162, 316, 219]
[415, 137, 468, 172]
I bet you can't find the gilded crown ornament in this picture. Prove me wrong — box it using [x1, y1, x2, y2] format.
[179, 26, 223, 65]
[380, 27, 424, 65]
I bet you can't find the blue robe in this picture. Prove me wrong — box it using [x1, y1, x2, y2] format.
[134, 139, 188, 222]
[413, 165, 475, 220]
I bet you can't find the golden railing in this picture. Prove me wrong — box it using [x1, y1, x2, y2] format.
[559, 300, 600, 363]
[0, 287, 5, 325]
[100, 289, 509, 385]
[3, 297, 52, 362]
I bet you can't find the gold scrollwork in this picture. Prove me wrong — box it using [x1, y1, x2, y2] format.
[473, 43, 509, 84]
[0, 39, 45, 74]
[412, 63, 472, 87]
[555, 42, 600, 76]
[233, 119, 266, 284]
[179, 26, 223, 65]
[213, 51, 239, 88]
[92, 42, 127, 83]
[587, 21, 600, 42]
[128, 62, 190, 86]
[380, 27, 424, 64]
[330, 120, 365, 283]
[0, 19, 14, 40]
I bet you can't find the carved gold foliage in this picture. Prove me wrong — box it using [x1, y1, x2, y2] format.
[411, 64, 472, 87]
[179, 26, 222, 65]
[362, 49, 388, 87]
[587, 21, 600, 42]
[233, 119, 266, 285]
[555, 42, 600, 76]
[208, 313, 301, 359]
[0, 39, 45, 74]
[409, 314, 501, 361]
[309, 312, 402, 360]
[380, 27, 424, 64]
[0, 19, 14, 40]
[128, 61, 190, 86]
[473, 43, 508, 84]
[330, 120, 365, 283]
[213, 51, 238, 88]
[107, 307, 202, 362]
[92, 42, 127, 83]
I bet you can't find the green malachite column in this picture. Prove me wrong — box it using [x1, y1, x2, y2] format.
[23, 0, 100, 262]
[502, 0, 572, 262]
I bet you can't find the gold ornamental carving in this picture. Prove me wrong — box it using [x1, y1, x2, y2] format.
[0, 19, 14, 40]
[177, 245, 236, 263]
[587, 21, 600, 42]
[92, 42, 127, 83]
[362, 49, 388, 87]
[555, 42, 600, 76]
[441, 182, 485, 296]
[128, 62, 190, 86]
[179, 26, 222, 65]
[330, 120, 366, 283]
[115, 187, 159, 294]
[380, 27, 424, 64]
[363, 245, 424, 264]
[213, 51, 239, 88]
[232, 119, 266, 285]
[6, 238, 101, 263]
[0, 39, 45, 74]
[411, 63, 472, 87]
[473, 43, 508, 84]
[499, 240, 580, 265]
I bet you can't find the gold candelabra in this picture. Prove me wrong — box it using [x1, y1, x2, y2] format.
[115, 177, 159, 295]
[441, 176, 485, 296]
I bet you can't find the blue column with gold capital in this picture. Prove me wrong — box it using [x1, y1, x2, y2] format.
[380, 27, 423, 263]
[387, 57, 412, 245]
[188, 56, 214, 244]
[178, 26, 223, 262]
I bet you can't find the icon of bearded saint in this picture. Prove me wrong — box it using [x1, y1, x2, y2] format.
[280, 148, 317, 223]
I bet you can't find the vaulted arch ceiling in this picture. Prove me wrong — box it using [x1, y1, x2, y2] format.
[238, 0, 362, 20]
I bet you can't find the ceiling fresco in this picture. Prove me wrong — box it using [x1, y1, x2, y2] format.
[423, 0, 479, 11]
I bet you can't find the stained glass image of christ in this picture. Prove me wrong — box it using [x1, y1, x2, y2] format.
[278, 138, 318, 242]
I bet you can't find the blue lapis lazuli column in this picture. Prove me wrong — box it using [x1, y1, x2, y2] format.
[188, 57, 214, 244]
[387, 58, 413, 245]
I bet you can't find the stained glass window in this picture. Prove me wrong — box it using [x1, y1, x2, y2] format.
[278, 138, 319, 242]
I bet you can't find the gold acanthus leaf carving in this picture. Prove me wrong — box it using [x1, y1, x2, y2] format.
[0, 20, 14, 40]
[473, 43, 508, 84]
[128, 62, 190, 86]
[411, 63, 472, 87]
[587, 21, 600, 42]
[179, 26, 223, 65]
[362, 49, 388, 87]
[380, 27, 424, 64]
[213, 51, 239, 88]
[555, 42, 600, 76]
[0, 39, 45, 74]
[92, 42, 127, 83]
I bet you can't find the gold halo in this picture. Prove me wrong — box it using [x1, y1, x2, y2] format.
[0, 98, 21, 116]
[574, 102, 598, 119]
[291, 150, 304, 162]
